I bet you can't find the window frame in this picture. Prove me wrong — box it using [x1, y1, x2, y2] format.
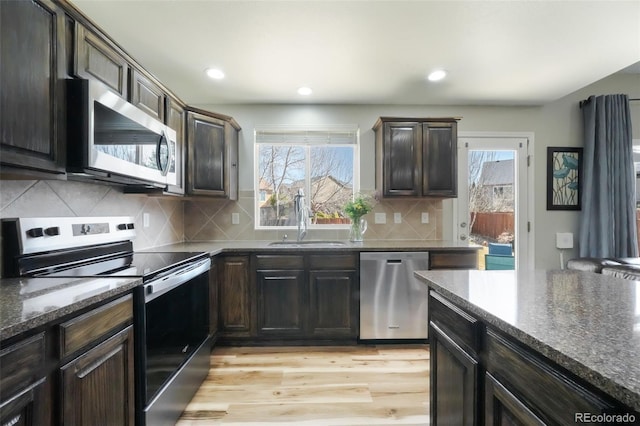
[253, 125, 360, 230]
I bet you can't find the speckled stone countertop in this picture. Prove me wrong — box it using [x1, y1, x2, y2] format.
[148, 240, 481, 256]
[1, 276, 141, 341]
[415, 269, 640, 411]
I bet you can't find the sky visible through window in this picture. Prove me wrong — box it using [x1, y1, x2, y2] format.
[256, 142, 357, 228]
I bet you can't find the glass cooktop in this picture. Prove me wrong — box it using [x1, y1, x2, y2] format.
[43, 251, 207, 281]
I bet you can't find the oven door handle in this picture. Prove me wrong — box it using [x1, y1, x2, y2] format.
[144, 258, 211, 302]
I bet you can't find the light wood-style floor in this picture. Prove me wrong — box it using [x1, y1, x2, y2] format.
[176, 345, 430, 426]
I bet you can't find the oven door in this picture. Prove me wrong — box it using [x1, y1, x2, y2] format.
[134, 257, 211, 426]
[67, 79, 177, 187]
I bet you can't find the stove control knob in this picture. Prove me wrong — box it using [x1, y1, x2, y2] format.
[26, 227, 44, 238]
[127, 223, 134, 229]
[117, 223, 127, 230]
[44, 227, 60, 236]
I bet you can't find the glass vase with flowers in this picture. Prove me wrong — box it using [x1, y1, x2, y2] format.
[343, 194, 374, 242]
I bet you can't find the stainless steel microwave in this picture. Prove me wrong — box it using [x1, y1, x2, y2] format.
[66, 79, 177, 188]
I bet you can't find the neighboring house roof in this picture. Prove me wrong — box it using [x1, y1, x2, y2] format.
[479, 160, 514, 186]
[258, 178, 273, 191]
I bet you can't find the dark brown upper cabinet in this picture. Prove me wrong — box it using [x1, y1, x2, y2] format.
[373, 117, 459, 198]
[74, 22, 129, 99]
[130, 68, 166, 122]
[0, 0, 66, 177]
[186, 108, 240, 199]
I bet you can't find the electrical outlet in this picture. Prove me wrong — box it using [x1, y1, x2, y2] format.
[556, 232, 574, 249]
[421, 212, 429, 224]
[394, 212, 402, 224]
[143, 213, 150, 228]
[231, 213, 240, 225]
[374, 212, 386, 224]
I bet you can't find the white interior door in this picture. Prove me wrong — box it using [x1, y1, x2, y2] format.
[456, 136, 529, 270]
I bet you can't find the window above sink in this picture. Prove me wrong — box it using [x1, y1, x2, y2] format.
[254, 125, 360, 230]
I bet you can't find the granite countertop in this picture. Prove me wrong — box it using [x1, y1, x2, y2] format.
[1, 239, 476, 343]
[149, 239, 481, 256]
[415, 269, 640, 411]
[0, 276, 141, 341]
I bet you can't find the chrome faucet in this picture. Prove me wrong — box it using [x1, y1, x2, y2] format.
[293, 188, 308, 242]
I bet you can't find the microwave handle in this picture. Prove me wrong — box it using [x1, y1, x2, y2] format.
[156, 132, 170, 176]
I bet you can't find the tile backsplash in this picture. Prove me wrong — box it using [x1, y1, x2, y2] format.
[0, 181, 443, 251]
[184, 191, 443, 242]
[0, 180, 184, 251]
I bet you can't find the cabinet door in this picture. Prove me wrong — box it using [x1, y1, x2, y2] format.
[0, 378, 48, 426]
[0, 333, 49, 426]
[430, 322, 478, 426]
[382, 122, 422, 196]
[485, 373, 546, 426]
[256, 270, 305, 336]
[166, 96, 186, 195]
[130, 68, 166, 121]
[0, 0, 65, 175]
[422, 121, 457, 197]
[308, 270, 357, 338]
[187, 112, 229, 197]
[60, 326, 135, 426]
[218, 256, 252, 334]
[74, 23, 129, 98]
[485, 329, 617, 425]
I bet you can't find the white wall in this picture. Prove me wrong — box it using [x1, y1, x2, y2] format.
[197, 72, 640, 268]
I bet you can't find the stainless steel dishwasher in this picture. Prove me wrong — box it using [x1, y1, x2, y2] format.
[359, 252, 430, 340]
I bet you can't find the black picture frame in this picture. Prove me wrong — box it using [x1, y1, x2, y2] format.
[547, 147, 583, 210]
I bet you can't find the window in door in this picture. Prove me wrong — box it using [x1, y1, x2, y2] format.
[457, 136, 528, 270]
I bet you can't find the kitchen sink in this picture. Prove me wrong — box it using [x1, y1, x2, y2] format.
[268, 240, 348, 248]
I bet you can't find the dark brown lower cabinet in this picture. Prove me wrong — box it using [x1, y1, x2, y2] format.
[429, 249, 478, 270]
[218, 255, 252, 336]
[430, 291, 636, 426]
[60, 326, 135, 426]
[308, 270, 357, 338]
[429, 322, 478, 426]
[257, 269, 305, 336]
[0, 378, 48, 426]
[216, 252, 358, 343]
[0, 333, 49, 426]
[485, 329, 618, 426]
[485, 372, 545, 426]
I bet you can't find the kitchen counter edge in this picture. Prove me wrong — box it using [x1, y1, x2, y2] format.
[1, 276, 142, 342]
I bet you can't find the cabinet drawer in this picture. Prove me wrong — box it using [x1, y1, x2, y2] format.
[255, 255, 304, 270]
[59, 294, 133, 358]
[309, 254, 357, 269]
[485, 329, 617, 425]
[429, 291, 480, 354]
[0, 333, 45, 398]
[429, 250, 478, 270]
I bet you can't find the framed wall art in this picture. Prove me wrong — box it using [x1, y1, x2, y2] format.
[547, 147, 583, 210]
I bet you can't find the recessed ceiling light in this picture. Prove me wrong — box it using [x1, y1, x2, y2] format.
[297, 87, 313, 96]
[427, 70, 447, 82]
[205, 68, 225, 80]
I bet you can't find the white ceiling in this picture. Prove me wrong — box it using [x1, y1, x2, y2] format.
[70, 0, 640, 106]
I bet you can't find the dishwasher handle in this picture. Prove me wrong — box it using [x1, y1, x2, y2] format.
[386, 259, 403, 264]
